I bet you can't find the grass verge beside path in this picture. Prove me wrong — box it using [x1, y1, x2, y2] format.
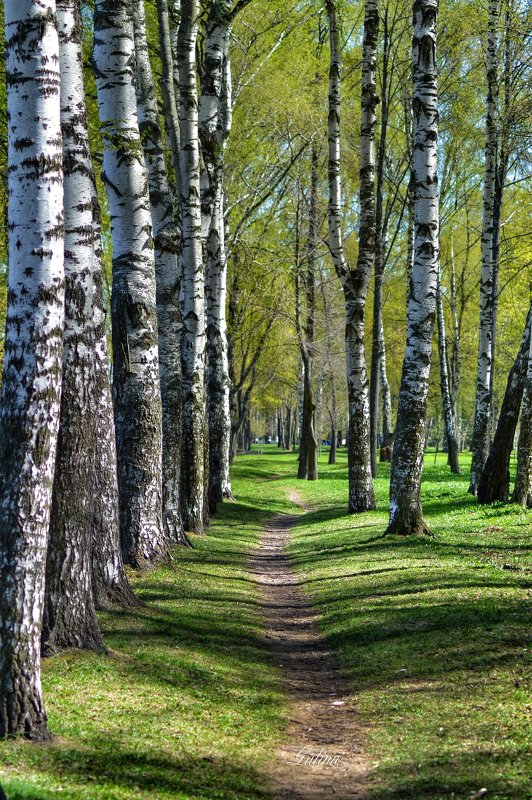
[0, 480, 290, 800]
[247, 446, 529, 800]
[1, 446, 530, 800]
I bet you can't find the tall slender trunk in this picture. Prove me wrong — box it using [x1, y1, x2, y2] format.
[386, 0, 439, 536]
[512, 322, 532, 507]
[436, 270, 460, 474]
[296, 148, 319, 481]
[449, 237, 461, 425]
[93, 0, 167, 568]
[0, 0, 64, 741]
[42, 0, 106, 655]
[326, 0, 376, 512]
[133, 0, 187, 544]
[369, 2, 389, 477]
[478, 304, 532, 504]
[178, 0, 207, 532]
[200, 4, 233, 509]
[469, 0, 499, 494]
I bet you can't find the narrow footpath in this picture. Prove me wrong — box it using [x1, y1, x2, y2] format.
[249, 490, 369, 799]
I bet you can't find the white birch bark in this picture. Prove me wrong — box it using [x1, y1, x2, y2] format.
[200, 0, 233, 510]
[178, 0, 207, 532]
[91, 190, 138, 608]
[42, 0, 105, 654]
[326, 0, 376, 512]
[0, 0, 64, 741]
[133, 0, 188, 545]
[469, 0, 499, 494]
[93, 0, 168, 568]
[386, 0, 439, 536]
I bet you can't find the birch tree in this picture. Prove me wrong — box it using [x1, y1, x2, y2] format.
[133, 0, 187, 544]
[0, 0, 64, 740]
[326, 0, 376, 512]
[386, 0, 439, 536]
[42, 0, 106, 654]
[469, 0, 499, 494]
[436, 269, 460, 473]
[178, 0, 208, 532]
[93, 0, 168, 567]
[199, 0, 234, 511]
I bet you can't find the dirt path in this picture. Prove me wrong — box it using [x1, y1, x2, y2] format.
[249, 489, 369, 799]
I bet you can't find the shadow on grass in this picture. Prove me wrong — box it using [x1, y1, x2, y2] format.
[2, 747, 271, 800]
[367, 750, 530, 800]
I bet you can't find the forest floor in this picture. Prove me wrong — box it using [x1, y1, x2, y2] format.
[0, 448, 530, 800]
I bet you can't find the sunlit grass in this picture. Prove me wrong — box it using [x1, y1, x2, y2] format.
[0, 446, 529, 799]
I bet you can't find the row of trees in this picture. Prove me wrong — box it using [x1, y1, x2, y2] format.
[0, 0, 249, 741]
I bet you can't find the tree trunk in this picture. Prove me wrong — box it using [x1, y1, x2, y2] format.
[436, 271, 460, 473]
[386, 0, 439, 536]
[178, 0, 208, 533]
[326, 0, 375, 512]
[42, 0, 106, 656]
[512, 325, 532, 506]
[90, 187, 138, 609]
[200, 0, 233, 512]
[0, 0, 64, 741]
[133, 0, 188, 545]
[469, 0, 499, 494]
[93, 0, 168, 569]
[369, 2, 389, 478]
[478, 304, 532, 504]
[156, 0, 181, 194]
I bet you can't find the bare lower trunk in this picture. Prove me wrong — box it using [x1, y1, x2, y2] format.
[478, 305, 532, 504]
[469, 0, 499, 494]
[386, 0, 439, 536]
[178, 0, 207, 532]
[43, 0, 105, 655]
[436, 271, 460, 474]
[0, 0, 63, 741]
[93, 0, 167, 569]
[133, 0, 187, 544]
[91, 190, 138, 608]
[326, 0, 375, 511]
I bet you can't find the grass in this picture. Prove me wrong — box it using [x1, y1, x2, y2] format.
[0, 446, 530, 799]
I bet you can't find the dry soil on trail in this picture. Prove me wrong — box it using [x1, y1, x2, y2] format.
[249, 489, 370, 799]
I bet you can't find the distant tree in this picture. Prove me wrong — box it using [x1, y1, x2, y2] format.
[0, 0, 64, 740]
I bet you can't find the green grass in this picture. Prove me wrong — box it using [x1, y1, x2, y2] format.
[246, 446, 531, 800]
[1, 446, 530, 799]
